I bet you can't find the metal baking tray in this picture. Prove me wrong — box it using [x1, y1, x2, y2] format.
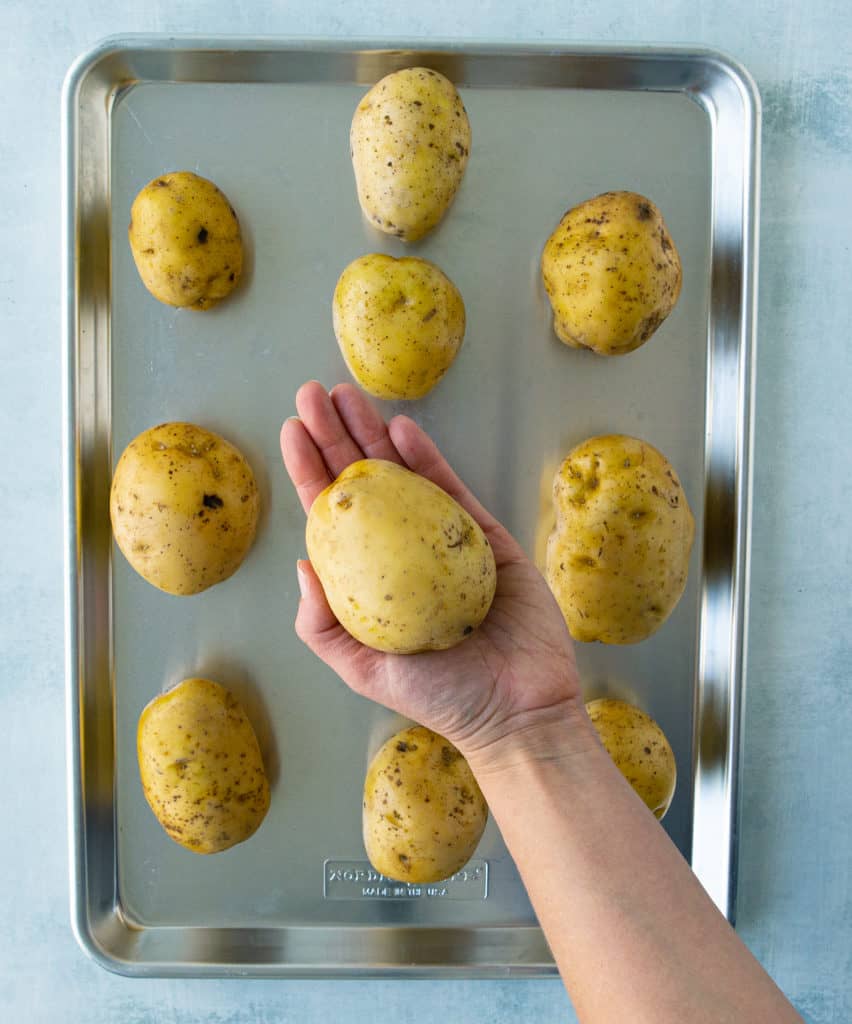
[63, 36, 759, 977]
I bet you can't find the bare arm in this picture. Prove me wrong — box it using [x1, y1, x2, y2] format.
[467, 717, 802, 1024]
[281, 381, 802, 1024]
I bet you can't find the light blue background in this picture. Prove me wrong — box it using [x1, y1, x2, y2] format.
[2, 2, 850, 1022]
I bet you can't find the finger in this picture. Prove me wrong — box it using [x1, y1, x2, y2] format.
[295, 559, 385, 694]
[295, 559, 340, 635]
[388, 415, 526, 566]
[329, 383, 404, 464]
[280, 417, 332, 514]
[388, 415, 498, 527]
[295, 381, 365, 477]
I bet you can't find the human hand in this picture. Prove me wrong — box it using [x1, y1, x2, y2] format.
[280, 382, 586, 767]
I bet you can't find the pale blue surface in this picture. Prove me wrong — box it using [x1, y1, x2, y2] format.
[1, 2, 850, 1021]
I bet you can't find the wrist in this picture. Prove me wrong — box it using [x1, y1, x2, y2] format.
[459, 699, 602, 781]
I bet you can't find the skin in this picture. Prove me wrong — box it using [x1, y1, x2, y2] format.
[363, 725, 487, 883]
[351, 67, 471, 242]
[541, 191, 682, 355]
[129, 171, 243, 310]
[546, 434, 695, 643]
[333, 253, 465, 399]
[137, 678, 270, 854]
[280, 381, 803, 1024]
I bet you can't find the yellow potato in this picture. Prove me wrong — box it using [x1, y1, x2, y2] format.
[541, 191, 682, 355]
[586, 698, 676, 819]
[137, 678, 270, 853]
[110, 422, 259, 596]
[363, 726, 488, 883]
[333, 253, 465, 399]
[546, 434, 694, 644]
[306, 459, 496, 653]
[129, 171, 243, 310]
[350, 67, 471, 241]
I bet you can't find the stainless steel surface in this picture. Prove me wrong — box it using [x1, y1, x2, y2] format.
[63, 36, 759, 977]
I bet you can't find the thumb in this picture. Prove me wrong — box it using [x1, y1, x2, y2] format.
[295, 559, 339, 638]
[294, 560, 383, 696]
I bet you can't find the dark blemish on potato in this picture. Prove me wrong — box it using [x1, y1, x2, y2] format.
[336, 494, 353, 510]
[229, 272, 235, 281]
[463, 625, 473, 636]
[638, 312, 664, 341]
[422, 307, 437, 322]
[202, 493, 224, 509]
[156, 179, 169, 187]
[396, 741, 409, 752]
[637, 201, 652, 220]
[644, 746, 652, 755]
[197, 227, 209, 244]
[441, 746, 460, 767]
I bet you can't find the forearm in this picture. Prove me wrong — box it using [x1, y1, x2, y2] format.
[466, 712, 802, 1024]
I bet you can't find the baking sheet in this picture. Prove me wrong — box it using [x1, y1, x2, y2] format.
[63, 37, 759, 976]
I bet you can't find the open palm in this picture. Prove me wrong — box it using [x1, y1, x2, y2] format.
[281, 382, 582, 758]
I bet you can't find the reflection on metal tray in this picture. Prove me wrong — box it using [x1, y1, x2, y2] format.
[63, 36, 759, 977]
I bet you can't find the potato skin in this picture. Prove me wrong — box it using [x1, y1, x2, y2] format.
[545, 435, 694, 644]
[363, 726, 488, 883]
[333, 253, 465, 399]
[541, 191, 681, 355]
[586, 699, 676, 819]
[128, 171, 243, 310]
[350, 67, 471, 242]
[110, 422, 259, 596]
[137, 678, 270, 853]
[306, 459, 496, 653]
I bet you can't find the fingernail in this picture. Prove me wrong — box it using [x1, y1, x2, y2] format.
[296, 561, 308, 598]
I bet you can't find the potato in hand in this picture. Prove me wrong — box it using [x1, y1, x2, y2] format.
[546, 434, 694, 644]
[586, 698, 676, 820]
[363, 726, 488, 883]
[138, 678, 270, 853]
[306, 459, 496, 653]
[129, 171, 243, 310]
[541, 191, 681, 355]
[110, 422, 259, 596]
[350, 67, 471, 242]
[333, 253, 465, 399]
